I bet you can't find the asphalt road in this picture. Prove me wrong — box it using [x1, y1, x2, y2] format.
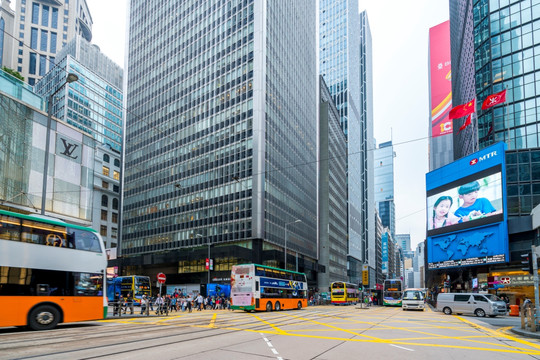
[2, 305, 540, 360]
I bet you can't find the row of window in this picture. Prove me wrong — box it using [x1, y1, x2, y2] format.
[0, 215, 102, 253]
[0, 267, 103, 297]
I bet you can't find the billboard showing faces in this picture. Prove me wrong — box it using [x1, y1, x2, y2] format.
[426, 143, 508, 269]
[427, 170, 503, 236]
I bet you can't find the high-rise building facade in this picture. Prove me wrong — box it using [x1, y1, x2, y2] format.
[451, 0, 540, 241]
[120, 1, 318, 285]
[0, 0, 16, 69]
[374, 140, 395, 238]
[35, 35, 123, 248]
[320, 0, 373, 284]
[450, 0, 478, 159]
[319, 76, 348, 292]
[11, 0, 92, 85]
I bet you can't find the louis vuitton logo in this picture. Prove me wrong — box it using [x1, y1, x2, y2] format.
[60, 138, 79, 159]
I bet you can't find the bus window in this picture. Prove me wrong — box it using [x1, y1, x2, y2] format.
[0, 215, 21, 241]
[67, 228, 102, 253]
[21, 220, 67, 247]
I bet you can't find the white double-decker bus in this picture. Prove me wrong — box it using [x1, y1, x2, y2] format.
[0, 209, 107, 330]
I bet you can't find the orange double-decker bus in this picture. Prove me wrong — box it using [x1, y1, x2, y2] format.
[0, 209, 107, 330]
[230, 264, 308, 311]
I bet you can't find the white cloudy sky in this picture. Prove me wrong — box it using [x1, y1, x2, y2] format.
[87, 0, 450, 250]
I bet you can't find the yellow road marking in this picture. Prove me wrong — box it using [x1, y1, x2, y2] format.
[249, 313, 288, 334]
[209, 313, 217, 328]
[455, 315, 540, 351]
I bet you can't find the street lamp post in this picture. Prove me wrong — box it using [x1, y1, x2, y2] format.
[284, 219, 301, 270]
[41, 73, 79, 215]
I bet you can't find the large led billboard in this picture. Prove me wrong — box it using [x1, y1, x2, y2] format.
[426, 142, 508, 269]
[429, 20, 452, 138]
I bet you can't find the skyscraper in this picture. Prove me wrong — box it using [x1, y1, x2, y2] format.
[450, 0, 540, 264]
[10, 0, 93, 85]
[319, 76, 348, 292]
[35, 34, 123, 248]
[320, 0, 373, 284]
[121, 1, 318, 285]
[374, 141, 395, 237]
[0, 0, 16, 69]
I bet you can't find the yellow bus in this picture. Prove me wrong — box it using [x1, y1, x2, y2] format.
[330, 282, 359, 305]
[230, 264, 308, 311]
[0, 209, 107, 330]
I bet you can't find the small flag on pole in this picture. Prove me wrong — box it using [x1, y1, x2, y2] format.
[449, 99, 475, 119]
[481, 89, 507, 110]
[458, 114, 472, 132]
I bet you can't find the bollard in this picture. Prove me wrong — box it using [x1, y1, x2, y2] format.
[509, 305, 519, 317]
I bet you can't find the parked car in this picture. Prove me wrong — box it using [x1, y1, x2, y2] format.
[436, 293, 507, 317]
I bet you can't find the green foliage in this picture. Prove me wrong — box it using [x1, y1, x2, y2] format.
[2, 66, 24, 81]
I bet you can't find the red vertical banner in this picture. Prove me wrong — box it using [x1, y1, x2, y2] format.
[429, 20, 452, 137]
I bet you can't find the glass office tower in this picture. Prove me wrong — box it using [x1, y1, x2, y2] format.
[121, 1, 317, 285]
[320, 0, 373, 283]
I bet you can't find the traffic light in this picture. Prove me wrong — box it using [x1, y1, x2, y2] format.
[521, 252, 533, 274]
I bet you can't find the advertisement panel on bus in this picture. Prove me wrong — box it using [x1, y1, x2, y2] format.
[425, 142, 509, 269]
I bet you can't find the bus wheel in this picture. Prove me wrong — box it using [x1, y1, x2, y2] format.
[297, 301, 302, 310]
[266, 302, 273, 312]
[275, 302, 281, 311]
[28, 305, 60, 331]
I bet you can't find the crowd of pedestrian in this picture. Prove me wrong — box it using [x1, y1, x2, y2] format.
[111, 290, 231, 316]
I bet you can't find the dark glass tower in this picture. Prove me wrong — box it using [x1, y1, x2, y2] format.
[120, 1, 318, 284]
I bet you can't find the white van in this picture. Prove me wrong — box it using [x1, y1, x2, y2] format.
[402, 289, 425, 311]
[436, 293, 507, 317]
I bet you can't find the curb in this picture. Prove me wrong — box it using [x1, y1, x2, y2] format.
[510, 326, 540, 339]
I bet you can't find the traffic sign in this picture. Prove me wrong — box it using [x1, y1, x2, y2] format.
[157, 272, 166, 284]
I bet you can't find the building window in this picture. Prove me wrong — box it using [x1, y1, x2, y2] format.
[114, 158, 120, 167]
[111, 228, 118, 239]
[103, 154, 110, 163]
[113, 185, 119, 193]
[40, 30, 47, 51]
[51, 7, 58, 28]
[112, 198, 119, 210]
[29, 52, 36, 75]
[100, 225, 107, 236]
[30, 27, 37, 49]
[101, 195, 108, 207]
[41, 5, 49, 26]
[113, 170, 120, 180]
[50, 32, 57, 53]
[102, 180, 109, 189]
[112, 213, 118, 224]
[102, 166, 109, 176]
[39, 54, 46, 76]
[31, 2, 39, 24]
[101, 210, 107, 221]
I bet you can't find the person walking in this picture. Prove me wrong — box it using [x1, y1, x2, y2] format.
[196, 294, 203, 311]
[140, 295, 148, 315]
[155, 294, 164, 315]
[125, 292, 134, 314]
[113, 292, 121, 316]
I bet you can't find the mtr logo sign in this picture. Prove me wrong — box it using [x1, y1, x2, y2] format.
[470, 151, 497, 166]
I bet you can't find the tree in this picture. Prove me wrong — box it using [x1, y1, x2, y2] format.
[2, 66, 24, 81]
